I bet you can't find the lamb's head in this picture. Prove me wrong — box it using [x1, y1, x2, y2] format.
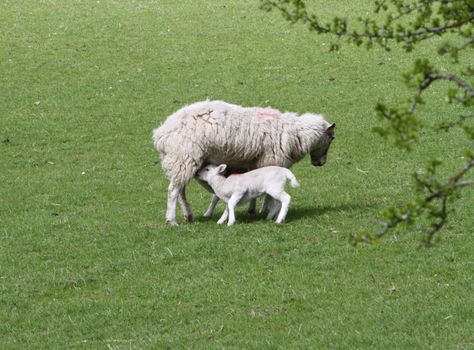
[197, 164, 227, 183]
[310, 123, 336, 167]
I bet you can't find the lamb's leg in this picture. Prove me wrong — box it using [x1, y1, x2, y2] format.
[273, 192, 291, 224]
[204, 194, 220, 218]
[227, 193, 243, 226]
[166, 182, 181, 226]
[217, 207, 228, 224]
[178, 185, 195, 222]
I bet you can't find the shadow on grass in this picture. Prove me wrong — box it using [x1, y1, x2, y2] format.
[194, 200, 379, 224]
[286, 201, 379, 222]
[194, 211, 263, 224]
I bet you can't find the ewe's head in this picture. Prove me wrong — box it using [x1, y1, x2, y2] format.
[310, 123, 336, 167]
[197, 164, 227, 182]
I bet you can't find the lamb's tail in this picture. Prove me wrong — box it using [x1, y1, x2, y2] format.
[285, 169, 300, 188]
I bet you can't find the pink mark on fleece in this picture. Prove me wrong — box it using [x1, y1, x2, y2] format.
[253, 108, 281, 120]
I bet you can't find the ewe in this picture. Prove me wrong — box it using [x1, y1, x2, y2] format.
[153, 100, 335, 225]
[197, 164, 299, 226]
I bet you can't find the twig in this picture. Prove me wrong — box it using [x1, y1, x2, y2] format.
[374, 156, 474, 240]
[409, 72, 474, 114]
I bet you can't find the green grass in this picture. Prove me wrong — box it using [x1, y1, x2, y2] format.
[1, 0, 473, 349]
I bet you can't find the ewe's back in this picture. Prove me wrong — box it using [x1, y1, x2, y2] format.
[153, 100, 326, 168]
[154, 100, 283, 152]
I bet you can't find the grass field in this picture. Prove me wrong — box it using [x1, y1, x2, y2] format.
[1, 0, 473, 348]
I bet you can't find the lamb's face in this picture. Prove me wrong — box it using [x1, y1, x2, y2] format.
[197, 165, 219, 183]
[310, 123, 335, 167]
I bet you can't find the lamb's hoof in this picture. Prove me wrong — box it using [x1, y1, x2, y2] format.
[166, 220, 179, 226]
[227, 222, 235, 227]
[217, 220, 225, 225]
[203, 212, 212, 218]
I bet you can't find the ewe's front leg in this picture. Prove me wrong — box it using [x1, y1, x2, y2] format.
[266, 198, 280, 221]
[247, 199, 257, 217]
[260, 195, 272, 215]
[227, 193, 243, 226]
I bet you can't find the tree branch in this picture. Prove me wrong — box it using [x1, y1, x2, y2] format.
[353, 156, 474, 245]
[458, 36, 474, 51]
[409, 72, 474, 113]
[262, 0, 474, 47]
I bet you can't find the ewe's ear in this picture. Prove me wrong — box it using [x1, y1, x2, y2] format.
[217, 164, 227, 174]
[326, 123, 336, 138]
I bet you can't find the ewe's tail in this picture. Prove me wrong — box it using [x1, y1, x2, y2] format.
[285, 169, 300, 188]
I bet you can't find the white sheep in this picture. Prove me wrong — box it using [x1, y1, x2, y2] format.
[153, 100, 335, 225]
[197, 164, 299, 225]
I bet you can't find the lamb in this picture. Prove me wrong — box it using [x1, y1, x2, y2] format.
[197, 164, 299, 226]
[153, 100, 335, 225]
[199, 166, 258, 218]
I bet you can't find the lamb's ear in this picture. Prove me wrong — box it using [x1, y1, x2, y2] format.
[326, 123, 336, 137]
[216, 164, 227, 174]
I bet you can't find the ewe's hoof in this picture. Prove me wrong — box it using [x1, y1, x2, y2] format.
[247, 209, 257, 217]
[185, 214, 196, 222]
[166, 220, 179, 226]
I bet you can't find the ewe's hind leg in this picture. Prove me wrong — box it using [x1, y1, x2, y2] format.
[166, 182, 181, 225]
[178, 186, 195, 222]
[204, 194, 220, 218]
[248, 199, 257, 217]
[163, 156, 199, 225]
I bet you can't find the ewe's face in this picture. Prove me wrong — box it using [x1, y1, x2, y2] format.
[310, 123, 335, 167]
[197, 165, 217, 182]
